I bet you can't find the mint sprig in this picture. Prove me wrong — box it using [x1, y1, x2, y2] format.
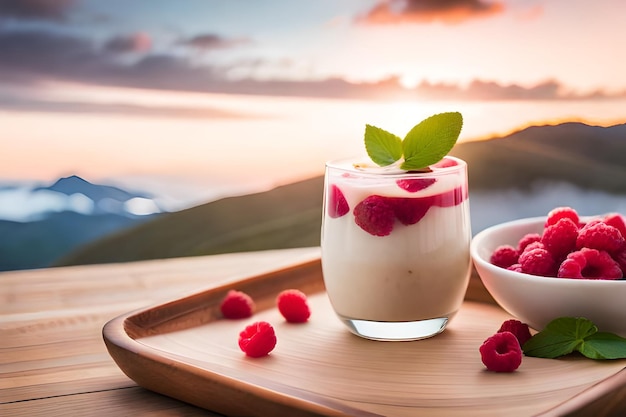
[522, 317, 626, 360]
[364, 125, 403, 166]
[364, 112, 463, 170]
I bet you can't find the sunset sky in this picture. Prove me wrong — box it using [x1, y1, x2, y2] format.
[1, 0, 625, 203]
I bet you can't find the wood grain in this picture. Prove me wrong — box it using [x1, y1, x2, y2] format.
[0, 248, 321, 416]
[103, 257, 626, 417]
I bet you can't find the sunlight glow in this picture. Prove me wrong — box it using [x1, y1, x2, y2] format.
[2, 84, 626, 194]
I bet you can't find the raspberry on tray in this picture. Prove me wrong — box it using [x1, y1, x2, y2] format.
[498, 319, 532, 346]
[238, 321, 277, 357]
[277, 289, 311, 323]
[479, 331, 523, 372]
[220, 289, 255, 319]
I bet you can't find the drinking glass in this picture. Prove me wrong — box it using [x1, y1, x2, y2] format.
[321, 156, 472, 341]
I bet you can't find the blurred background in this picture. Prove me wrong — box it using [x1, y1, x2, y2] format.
[1, 0, 625, 271]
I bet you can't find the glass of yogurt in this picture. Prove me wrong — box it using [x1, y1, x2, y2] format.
[321, 155, 472, 341]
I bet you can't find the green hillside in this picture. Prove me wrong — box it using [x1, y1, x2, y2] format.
[450, 122, 626, 194]
[56, 176, 324, 266]
[57, 122, 626, 267]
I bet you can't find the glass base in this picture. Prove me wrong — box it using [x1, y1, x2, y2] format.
[339, 316, 449, 341]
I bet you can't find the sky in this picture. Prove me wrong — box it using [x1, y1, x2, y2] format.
[1, 0, 626, 204]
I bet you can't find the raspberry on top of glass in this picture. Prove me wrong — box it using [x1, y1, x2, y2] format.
[326, 112, 466, 237]
[321, 112, 471, 339]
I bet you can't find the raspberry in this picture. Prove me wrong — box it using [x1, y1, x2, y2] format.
[541, 218, 579, 260]
[517, 233, 542, 252]
[498, 319, 532, 346]
[545, 206, 579, 228]
[507, 263, 523, 272]
[327, 184, 349, 218]
[520, 241, 545, 254]
[432, 158, 458, 168]
[220, 290, 255, 319]
[576, 220, 625, 254]
[604, 213, 626, 240]
[353, 195, 395, 236]
[276, 289, 311, 323]
[479, 331, 522, 372]
[396, 178, 436, 192]
[612, 248, 626, 276]
[490, 245, 519, 268]
[392, 197, 430, 225]
[238, 321, 277, 357]
[518, 247, 556, 276]
[557, 258, 584, 279]
[557, 248, 623, 280]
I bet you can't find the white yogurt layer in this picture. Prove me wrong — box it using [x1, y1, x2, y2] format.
[321, 156, 472, 322]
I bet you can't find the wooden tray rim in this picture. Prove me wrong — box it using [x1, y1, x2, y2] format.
[102, 257, 626, 417]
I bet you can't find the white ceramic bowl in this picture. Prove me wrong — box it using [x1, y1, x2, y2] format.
[470, 216, 626, 336]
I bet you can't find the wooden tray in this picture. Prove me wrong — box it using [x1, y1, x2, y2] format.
[103, 258, 626, 417]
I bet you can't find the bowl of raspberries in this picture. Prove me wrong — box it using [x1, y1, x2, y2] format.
[470, 207, 626, 337]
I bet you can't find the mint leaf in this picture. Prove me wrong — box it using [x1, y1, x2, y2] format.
[522, 317, 626, 360]
[363, 112, 463, 170]
[364, 124, 403, 167]
[401, 112, 463, 170]
[579, 332, 626, 360]
[545, 316, 598, 340]
[523, 317, 596, 358]
[522, 331, 580, 359]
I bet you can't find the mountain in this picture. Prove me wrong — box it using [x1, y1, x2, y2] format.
[55, 176, 324, 266]
[32, 175, 160, 214]
[0, 211, 158, 271]
[36, 174, 149, 199]
[449, 122, 626, 194]
[54, 122, 626, 268]
[0, 176, 163, 271]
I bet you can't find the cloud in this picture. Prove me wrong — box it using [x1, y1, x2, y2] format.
[0, 29, 102, 84]
[0, 0, 76, 21]
[103, 33, 152, 54]
[0, 96, 254, 119]
[414, 79, 626, 101]
[0, 188, 93, 222]
[415, 79, 563, 100]
[359, 0, 505, 24]
[0, 28, 234, 90]
[177, 33, 250, 51]
[0, 27, 624, 105]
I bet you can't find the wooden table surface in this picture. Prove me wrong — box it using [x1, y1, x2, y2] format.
[1, 247, 321, 416]
[2, 246, 626, 417]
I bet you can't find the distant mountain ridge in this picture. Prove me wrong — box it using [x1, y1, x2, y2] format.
[35, 175, 151, 202]
[450, 122, 626, 194]
[55, 176, 324, 266]
[56, 121, 626, 268]
[0, 211, 157, 271]
[0, 176, 163, 271]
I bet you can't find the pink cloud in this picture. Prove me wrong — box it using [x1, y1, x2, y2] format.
[0, 0, 76, 21]
[178, 33, 250, 51]
[359, 0, 505, 25]
[104, 33, 152, 54]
